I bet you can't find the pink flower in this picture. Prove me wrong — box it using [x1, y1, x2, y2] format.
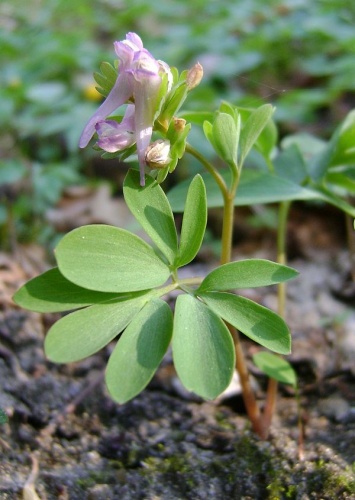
[79, 33, 171, 186]
[95, 105, 136, 153]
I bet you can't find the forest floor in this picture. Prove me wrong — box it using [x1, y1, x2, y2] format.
[0, 202, 355, 499]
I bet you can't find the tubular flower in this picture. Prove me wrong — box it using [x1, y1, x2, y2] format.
[79, 32, 172, 185]
[95, 104, 136, 153]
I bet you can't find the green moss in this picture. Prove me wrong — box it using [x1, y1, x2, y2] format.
[141, 452, 197, 493]
[74, 469, 116, 489]
[215, 410, 235, 430]
[142, 453, 192, 475]
[309, 461, 355, 497]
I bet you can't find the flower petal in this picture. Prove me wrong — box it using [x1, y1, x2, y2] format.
[133, 72, 162, 185]
[95, 105, 136, 153]
[125, 32, 144, 50]
[79, 74, 132, 148]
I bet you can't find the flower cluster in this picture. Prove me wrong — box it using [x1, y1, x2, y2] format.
[79, 32, 172, 185]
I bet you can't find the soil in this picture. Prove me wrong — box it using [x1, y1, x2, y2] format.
[1, 204, 355, 499]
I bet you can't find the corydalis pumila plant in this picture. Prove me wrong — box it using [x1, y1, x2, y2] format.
[15, 32, 298, 440]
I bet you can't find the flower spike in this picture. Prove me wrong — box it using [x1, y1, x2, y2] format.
[79, 33, 172, 185]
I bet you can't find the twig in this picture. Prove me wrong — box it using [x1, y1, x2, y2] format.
[23, 454, 41, 500]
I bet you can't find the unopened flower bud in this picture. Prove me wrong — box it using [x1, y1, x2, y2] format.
[173, 117, 186, 132]
[186, 63, 203, 90]
[145, 139, 171, 169]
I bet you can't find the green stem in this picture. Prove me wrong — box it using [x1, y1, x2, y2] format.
[220, 192, 235, 265]
[223, 169, 264, 434]
[185, 143, 228, 198]
[262, 200, 291, 438]
[277, 201, 291, 317]
[186, 144, 266, 437]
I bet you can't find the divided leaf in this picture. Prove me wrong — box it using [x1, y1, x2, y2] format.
[253, 351, 297, 387]
[237, 107, 278, 161]
[13, 267, 120, 313]
[198, 259, 298, 293]
[106, 299, 173, 403]
[310, 109, 355, 181]
[44, 292, 150, 363]
[274, 144, 308, 185]
[176, 175, 207, 267]
[311, 185, 355, 217]
[199, 292, 291, 354]
[94, 61, 117, 97]
[123, 170, 178, 264]
[173, 294, 235, 400]
[239, 104, 275, 165]
[210, 112, 240, 167]
[168, 169, 317, 212]
[55, 224, 170, 293]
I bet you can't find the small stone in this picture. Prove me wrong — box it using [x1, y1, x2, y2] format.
[87, 484, 113, 500]
[319, 395, 350, 422]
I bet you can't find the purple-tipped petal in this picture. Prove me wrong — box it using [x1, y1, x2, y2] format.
[79, 74, 132, 148]
[114, 33, 144, 66]
[125, 32, 144, 50]
[132, 49, 160, 75]
[114, 42, 135, 67]
[95, 105, 136, 153]
[133, 72, 162, 186]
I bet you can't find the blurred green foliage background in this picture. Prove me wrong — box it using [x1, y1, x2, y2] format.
[1, 0, 354, 246]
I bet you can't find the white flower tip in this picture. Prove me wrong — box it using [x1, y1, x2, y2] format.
[145, 139, 171, 169]
[186, 62, 204, 90]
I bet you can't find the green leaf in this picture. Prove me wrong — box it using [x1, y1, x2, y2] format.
[211, 112, 240, 167]
[55, 224, 170, 293]
[310, 185, 355, 217]
[93, 61, 117, 97]
[274, 144, 309, 185]
[326, 171, 355, 195]
[281, 132, 326, 158]
[309, 110, 355, 181]
[330, 110, 355, 167]
[0, 159, 27, 186]
[197, 259, 298, 293]
[123, 170, 178, 264]
[202, 120, 213, 145]
[101, 61, 118, 81]
[239, 104, 275, 165]
[106, 299, 173, 403]
[168, 169, 355, 217]
[253, 351, 297, 387]
[238, 107, 277, 160]
[173, 294, 235, 400]
[308, 139, 337, 182]
[168, 169, 316, 212]
[13, 268, 121, 313]
[166, 120, 191, 173]
[200, 292, 291, 355]
[176, 175, 207, 267]
[159, 81, 188, 124]
[180, 110, 214, 125]
[44, 292, 149, 363]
